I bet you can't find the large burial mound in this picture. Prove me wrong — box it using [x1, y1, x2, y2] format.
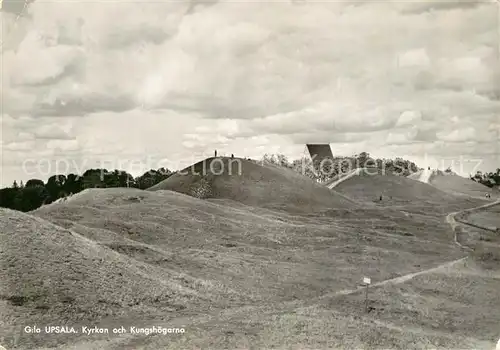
[429, 171, 498, 199]
[333, 170, 486, 214]
[409, 170, 497, 200]
[148, 157, 358, 213]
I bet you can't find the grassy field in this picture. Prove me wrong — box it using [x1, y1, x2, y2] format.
[1, 158, 499, 349]
[459, 203, 500, 231]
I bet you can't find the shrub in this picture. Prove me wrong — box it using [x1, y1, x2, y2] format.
[190, 178, 213, 199]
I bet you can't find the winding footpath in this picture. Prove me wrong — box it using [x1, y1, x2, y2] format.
[326, 168, 364, 189]
[446, 199, 500, 250]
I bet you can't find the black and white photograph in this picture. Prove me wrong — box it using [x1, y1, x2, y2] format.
[1, 0, 499, 348]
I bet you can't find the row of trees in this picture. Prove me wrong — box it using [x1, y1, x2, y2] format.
[0, 168, 173, 212]
[470, 169, 500, 188]
[260, 152, 420, 181]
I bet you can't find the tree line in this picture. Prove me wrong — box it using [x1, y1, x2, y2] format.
[260, 152, 420, 181]
[470, 169, 500, 188]
[0, 168, 172, 212]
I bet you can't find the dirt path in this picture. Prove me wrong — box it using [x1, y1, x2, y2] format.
[417, 168, 433, 183]
[326, 168, 364, 189]
[318, 257, 467, 300]
[446, 212, 472, 250]
[447, 200, 500, 250]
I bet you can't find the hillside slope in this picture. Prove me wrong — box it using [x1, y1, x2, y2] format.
[409, 170, 496, 199]
[334, 171, 485, 214]
[0, 207, 212, 349]
[429, 171, 497, 199]
[147, 157, 358, 213]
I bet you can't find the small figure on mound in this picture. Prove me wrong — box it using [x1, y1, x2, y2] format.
[379, 195, 383, 201]
[231, 154, 234, 159]
[214, 149, 217, 157]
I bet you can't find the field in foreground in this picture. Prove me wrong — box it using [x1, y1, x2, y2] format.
[1, 159, 499, 349]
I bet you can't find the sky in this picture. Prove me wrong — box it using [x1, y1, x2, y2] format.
[1, 0, 499, 186]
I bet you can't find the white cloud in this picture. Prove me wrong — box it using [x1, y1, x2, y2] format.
[45, 139, 80, 151]
[8, 31, 83, 86]
[398, 48, 430, 68]
[386, 127, 419, 144]
[35, 123, 75, 140]
[396, 110, 423, 127]
[437, 127, 477, 142]
[4, 141, 36, 151]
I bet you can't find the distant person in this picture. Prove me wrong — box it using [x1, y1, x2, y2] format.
[428, 167, 430, 170]
[379, 195, 383, 201]
[231, 154, 234, 159]
[215, 150, 217, 157]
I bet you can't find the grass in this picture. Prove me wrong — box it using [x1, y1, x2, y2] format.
[2, 158, 500, 349]
[0, 207, 229, 349]
[460, 203, 500, 231]
[472, 244, 500, 269]
[333, 172, 486, 214]
[428, 172, 498, 200]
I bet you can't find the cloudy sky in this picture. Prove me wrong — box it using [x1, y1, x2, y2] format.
[1, 0, 499, 186]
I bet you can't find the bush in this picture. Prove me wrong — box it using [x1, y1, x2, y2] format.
[190, 178, 213, 199]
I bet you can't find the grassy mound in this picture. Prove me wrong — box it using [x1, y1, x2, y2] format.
[0, 208, 207, 348]
[333, 172, 485, 213]
[147, 157, 358, 213]
[428, 172, 497, 199]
